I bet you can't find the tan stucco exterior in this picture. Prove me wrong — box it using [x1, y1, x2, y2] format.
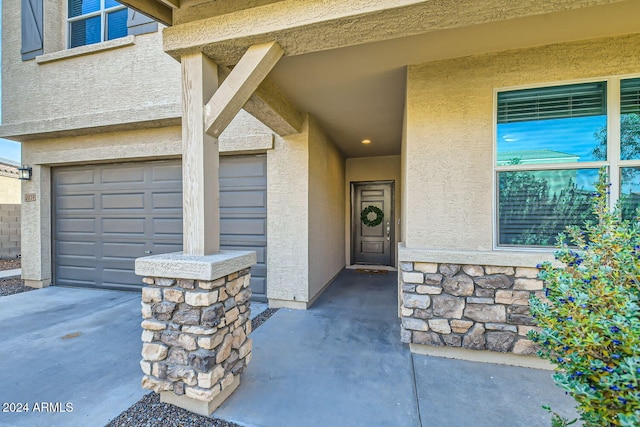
[403, 33, 640, 258]
[345, 155, 401, 266]
[267, 116, 346, 308]
[0, 175, 20, 204]
[266, 119, 310, 304]
[2, 0, 181, 138]
[4, 0, 640, 315]
[308, 117, 345, 300]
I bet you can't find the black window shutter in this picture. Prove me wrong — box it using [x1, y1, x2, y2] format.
[21, 0, 43, 60]
[127, 10, 158, 36]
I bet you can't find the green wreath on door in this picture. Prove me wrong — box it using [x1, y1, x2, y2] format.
[360, 205, 384, 227]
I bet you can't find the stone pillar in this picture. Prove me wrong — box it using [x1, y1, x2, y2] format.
[135, 250, 256, 416]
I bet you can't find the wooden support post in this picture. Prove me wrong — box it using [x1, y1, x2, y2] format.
[181, 52, 220, 256]
[205, 41, 284, 138]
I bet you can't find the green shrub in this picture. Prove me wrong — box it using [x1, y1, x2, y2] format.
[530, 170, 640, 427]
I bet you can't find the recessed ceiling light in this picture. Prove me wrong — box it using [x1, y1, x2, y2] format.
[361, 139, 371, 144]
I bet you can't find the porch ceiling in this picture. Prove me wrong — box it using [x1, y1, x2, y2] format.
[268, 1, 640, 157]
[124, 0, 640, 158]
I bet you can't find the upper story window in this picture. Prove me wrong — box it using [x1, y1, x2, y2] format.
[68, 0, 128, 48]
[495, 77, 640, 247]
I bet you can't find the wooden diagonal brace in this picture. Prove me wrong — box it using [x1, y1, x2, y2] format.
[204, 41, 284, 138]
[218, 66, 302, 137]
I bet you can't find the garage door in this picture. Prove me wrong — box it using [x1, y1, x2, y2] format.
[53, 156, 268, 300]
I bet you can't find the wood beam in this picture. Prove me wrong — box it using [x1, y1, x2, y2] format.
[245, 77, 302, 136]
[204, 42, 283, 138]
[157, 0, 180, 9]
[118, 0, 173, 26]
[218, 66, 302, 136]
[181, 52, 220, 255]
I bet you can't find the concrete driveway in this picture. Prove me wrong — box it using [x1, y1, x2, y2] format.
[0, 271, 578, 427]
[0, 287, 145, 427]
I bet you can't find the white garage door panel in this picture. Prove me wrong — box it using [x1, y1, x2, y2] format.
[54, 156, 268, 300]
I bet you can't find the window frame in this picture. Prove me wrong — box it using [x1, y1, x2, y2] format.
[67, 0, 127, 49]
[493, 74, 640, 250]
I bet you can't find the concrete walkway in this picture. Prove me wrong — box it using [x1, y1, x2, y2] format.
[0, 268, 21, 279]
[0, 270, 577, 427]
[215, 269, 578, 427]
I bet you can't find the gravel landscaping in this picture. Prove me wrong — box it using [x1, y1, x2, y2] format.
[0, 259, 20, 271]
[0, 260, 31, 298]
[107, 306, 279, 427]
[0, 277, 34, 297]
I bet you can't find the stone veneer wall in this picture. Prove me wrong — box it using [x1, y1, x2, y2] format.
[140, 267, 253, 402]
[400, 262, 547, 355]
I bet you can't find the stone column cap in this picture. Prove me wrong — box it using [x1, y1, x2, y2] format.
[135, 251, 256, 281]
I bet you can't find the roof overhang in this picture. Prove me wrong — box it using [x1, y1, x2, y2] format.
[67, 0, 640, 157]
[120, 0, 175, 26]
[118, 0, 636, 64]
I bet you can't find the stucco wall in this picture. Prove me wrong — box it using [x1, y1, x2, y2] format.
[308, 117, 345, 301]
[0, 175, 20, 204]
[266, 118, 310, 303]
[1, 0, 181, 130]
[345, 155, 401, 265]
[404, 33, 640, 255]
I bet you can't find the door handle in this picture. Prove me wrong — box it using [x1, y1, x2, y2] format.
[386, 222, 390, 240]
[145, 250, 153, 254]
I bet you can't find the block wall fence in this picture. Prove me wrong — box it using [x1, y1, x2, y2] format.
[0, 204, 20, 259]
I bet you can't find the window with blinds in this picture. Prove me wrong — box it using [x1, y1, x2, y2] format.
[620, 77, 640, 164]
[496, 82, 607, 166]
[68, 0, 127, 48]
[496, 81, 609, 247]
[497, 77, 640, 247]
[619, 78, 640, 216]
[497, 82, 606, 124]
[621, 78, 640, 114]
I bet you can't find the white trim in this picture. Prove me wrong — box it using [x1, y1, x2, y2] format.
[37, 35, 135, 64]
[494, 74, 636, 93]
[495, 162, 606, 172]
[608, 77, 622, 210]
[492, 88, 499, 255]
